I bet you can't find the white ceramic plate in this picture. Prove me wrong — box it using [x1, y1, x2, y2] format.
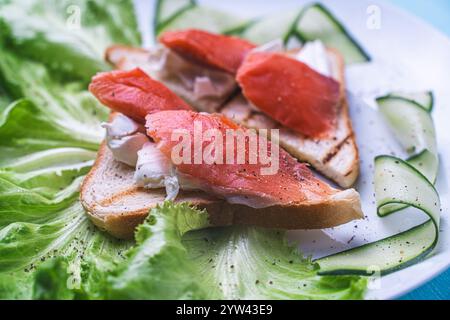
[135, 0, 450, 299]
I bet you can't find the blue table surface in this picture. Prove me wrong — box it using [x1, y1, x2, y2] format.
[388, 0, 450, 300]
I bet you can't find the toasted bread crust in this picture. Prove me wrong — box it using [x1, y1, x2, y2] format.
[80, 143, 362, 239]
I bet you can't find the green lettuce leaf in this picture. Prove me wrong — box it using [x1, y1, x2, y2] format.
[0, 0, 138, 299]
[0, 0, 140, 81]
[185, 228, 366, 300]
[104, 202, 210, 300]
[0, 0, 141, 148]
[24, 202, 366, 300]
[0, 105, 132, 298]
[95, 202, 366, 300]
[0, 45, 109, 148]
[0, 85, 10, 110]
[32, 258, 75, 300]
[0, 99, 101, 165]
[0, 1, 367, 300]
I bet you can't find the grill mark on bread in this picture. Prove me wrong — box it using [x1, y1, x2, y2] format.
[344, 169, 354, 177]
[322, 134, 352, 164]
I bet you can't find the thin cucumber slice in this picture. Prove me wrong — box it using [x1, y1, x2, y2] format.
[223, 20, 256, 36]
[318, 93, 441, 275]
[154, 0, 196, 33]
[377, 94, 438, 214]
[316, 156, 440, 275]
[384, 91, 434, 112]
[407, 149, 438, 184]
[241, 10, 302, 45]
[156, 6, 250, 36]
[377, 96, 437, 155]
[295, 3, 370, 64]
[377, 94, 438, 182]
[382, 150, 439, 214]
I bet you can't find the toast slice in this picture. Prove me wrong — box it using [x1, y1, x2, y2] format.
[105, 45, 359, 188]
[80, 143, 362, 239]
[222, 49, 358, 188]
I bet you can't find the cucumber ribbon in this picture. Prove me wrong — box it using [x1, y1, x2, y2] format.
[154, 1, 370, 64]
[316, 93, 441, 275]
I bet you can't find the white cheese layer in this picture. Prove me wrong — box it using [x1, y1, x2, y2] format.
[104, 114, 198, 200]
[295, 40, 331, 77]
[134, 142, 181, 201]
[102, 114, 149, 166]
[150, 46, 236, 105]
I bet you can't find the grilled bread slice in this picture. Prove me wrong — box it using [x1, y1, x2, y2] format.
[80, 142, 362, 239]
[222, 49, 358, 188]
[105, 45, 359, 188]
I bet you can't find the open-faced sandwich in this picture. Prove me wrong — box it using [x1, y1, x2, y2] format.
[105, 29, 359, 188]
[80, 29, 363, 239]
